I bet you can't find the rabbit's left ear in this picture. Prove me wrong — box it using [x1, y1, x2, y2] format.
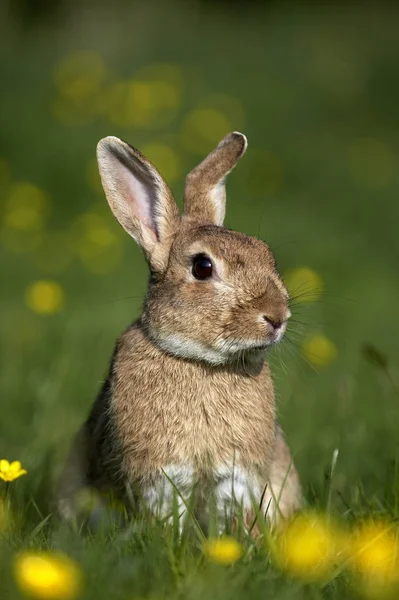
[97, 136, 179, 272]
[183, 132, 247, 226]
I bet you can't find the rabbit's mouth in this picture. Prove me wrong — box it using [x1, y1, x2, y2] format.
[215, 323, 287, 356]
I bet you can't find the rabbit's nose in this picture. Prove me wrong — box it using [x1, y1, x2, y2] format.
[263, 316, 283, 330]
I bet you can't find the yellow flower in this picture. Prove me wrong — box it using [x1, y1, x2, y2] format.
[14, 552, 82, 599]
[204, 536, 243, 565]
[0, 460, 27, 482]
[349, 521, 399, 591]
[25, 280, 65, 315]
[273, 512, 338, 582]
[284, 267, 323, 303]
[301, 334, 337, 368]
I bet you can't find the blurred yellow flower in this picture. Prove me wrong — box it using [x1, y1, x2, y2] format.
[0, 460, 27, 482]
[52, 51, 106, 125]
[106, 63, 181, 128]
[349, 138, 396, 189]
[53, 51, 106, 95]
[106, 80, 152, 127]
[273, 512, 337, 582]
[181, 108, 232, 154]
[204, 537, 243, 565]
[141, 142, 181, 183]
[25, 280, 65, 315]
[301, 334, 337, 368]
[3, 182, 50, 232]
[284, 267, 323, 303]
[14, 552, 82, 599]
[350, 521, 399, 590]
[134, 63, 182, 128]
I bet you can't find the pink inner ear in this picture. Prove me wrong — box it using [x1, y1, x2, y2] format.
[118, 161, 158, 242]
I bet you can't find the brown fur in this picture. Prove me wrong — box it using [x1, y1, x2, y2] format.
[57, 132, 302, 528]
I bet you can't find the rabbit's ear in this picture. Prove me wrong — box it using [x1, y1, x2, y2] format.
[97, 136, 179, 272]
[183, 132, 247, 226]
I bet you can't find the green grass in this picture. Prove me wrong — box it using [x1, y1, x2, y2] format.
[1, 1, 399, 598]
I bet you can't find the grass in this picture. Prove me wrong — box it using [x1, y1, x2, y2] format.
[1, 1, 399, 598]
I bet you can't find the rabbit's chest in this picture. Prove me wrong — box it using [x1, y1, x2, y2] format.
[112, 351, 276, 478]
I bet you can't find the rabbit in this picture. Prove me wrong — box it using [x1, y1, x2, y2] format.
[57, 132, 302, 531]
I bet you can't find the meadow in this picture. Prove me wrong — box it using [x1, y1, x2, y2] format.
[1, 1, 399, 598]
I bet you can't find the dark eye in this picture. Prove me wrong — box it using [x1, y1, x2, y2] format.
[192, 254, 213, 280]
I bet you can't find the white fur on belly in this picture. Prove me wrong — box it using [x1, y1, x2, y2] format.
[142, 462, 262, 526]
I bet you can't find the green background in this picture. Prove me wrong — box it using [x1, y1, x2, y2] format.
[0, 1, 398, 598]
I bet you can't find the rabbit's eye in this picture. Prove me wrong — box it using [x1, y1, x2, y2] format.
[192, 254, 213, 280]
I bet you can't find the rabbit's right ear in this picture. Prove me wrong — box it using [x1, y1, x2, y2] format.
[97, 136, 179, 272]
[183, 132, 247, 227]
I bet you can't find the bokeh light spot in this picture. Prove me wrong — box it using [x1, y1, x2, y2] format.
[273, 512, 338, 582]
[284, 267, 323, 303]
[52, 51, 107, 125]
[4, 182, 50, 224]
[204, 537, 243, 565]
[141, 142, 181, 183]
[14, 551, 82, 599]
[349, 521, 399, 596]
[25, 280, 65, 315]
[106, 80, 152, 127]
[53, 51, 106, 96]
[301, 334, 337, 368]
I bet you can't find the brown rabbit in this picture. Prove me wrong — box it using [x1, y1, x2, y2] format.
[58, 132, 302, 530]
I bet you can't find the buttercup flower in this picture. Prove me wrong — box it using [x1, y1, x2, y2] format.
[349, 521, 399, 594]
[14, 552, 82, 599]
[204, 536, 243, 565]
[273, 512, 338, 582]
[0, 460, 27, 482]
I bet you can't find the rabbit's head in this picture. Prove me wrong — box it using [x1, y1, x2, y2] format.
[97, 133, 290, 365]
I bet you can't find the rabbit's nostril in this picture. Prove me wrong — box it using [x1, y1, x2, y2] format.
[263, 316, 283, 330]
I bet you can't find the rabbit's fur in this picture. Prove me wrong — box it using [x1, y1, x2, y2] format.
[58, 132, 301, 529]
